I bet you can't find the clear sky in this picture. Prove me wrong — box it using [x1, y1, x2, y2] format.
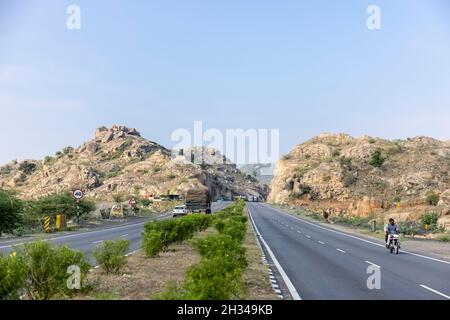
[1, 0, 450, 165]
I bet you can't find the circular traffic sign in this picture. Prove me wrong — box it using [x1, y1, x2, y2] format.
[129, 197, 137, 206]
[73, 189, 84, 200]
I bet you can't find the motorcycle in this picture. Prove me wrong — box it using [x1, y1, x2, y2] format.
[387, 233, 400, 254]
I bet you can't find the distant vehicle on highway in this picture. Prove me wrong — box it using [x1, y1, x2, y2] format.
[172, 205, 188, 217]
[247, 195, 259, 202]
[185, 189, 212, 214]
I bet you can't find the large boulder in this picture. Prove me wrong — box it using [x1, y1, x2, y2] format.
[440, 189, 450, 204]
[348, 196, 386, 217]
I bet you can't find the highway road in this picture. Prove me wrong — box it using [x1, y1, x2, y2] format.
[247, 202, 450, 300]
[0, 201, 231, 264]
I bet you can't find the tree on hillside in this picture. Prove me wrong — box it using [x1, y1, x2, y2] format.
[369, 150, 386, 168]
[0, 189, 23, 235]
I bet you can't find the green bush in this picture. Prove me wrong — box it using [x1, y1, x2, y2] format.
[222, 219, 247, 242]
[158, 200, 248, 300]
[183, 257, 245, 300]
[19, 161, 37, 175]
[0, 189, 23, 235]
[420, 212, 439, 228]
[93, 239, 130, 274]
[140, 199, 153, 207]
[437, 234, 450, 242]
[214, 220, 226, 233]
[18, 241, 90, 300]
[44, 156, 55, 165]
[329, 215, 371, 228]
[398, 222, 424, 236]
[425, 192, 439, 206]
[26, 192, 95, 221]
[0, 165, 12, 175]
[142, 214, 212, 255]
[369, 150, 385, 167]
[339, 157, 352, 167]
[195, 235, 247, 270]
[343, 172, 357, 187]
[142, 230, 163, 257]
[0, 253, 28, 300]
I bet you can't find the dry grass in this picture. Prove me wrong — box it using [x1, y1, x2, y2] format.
[79, 244, 201, 300]
[242, 208, 278, 300]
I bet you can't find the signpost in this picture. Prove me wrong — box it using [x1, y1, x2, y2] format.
[73, 189, 84, 225]
[129, 197, 137, 215]
[43, 216, 51, 233]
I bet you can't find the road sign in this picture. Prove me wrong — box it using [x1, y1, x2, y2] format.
[73, 189, 84, 200]
[129, 197, 137, 207]
[43, 216, 51, 233]
[56, 214, 61, 230]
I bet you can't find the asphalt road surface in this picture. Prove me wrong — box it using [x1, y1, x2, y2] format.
[0, 201, 231, 263]
[247, 202, 450, 300]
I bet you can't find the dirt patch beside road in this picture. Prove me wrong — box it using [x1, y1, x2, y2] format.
[79, 242, 201, 300]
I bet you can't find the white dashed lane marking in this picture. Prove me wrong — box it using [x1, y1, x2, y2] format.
[365, 261, 381, 268]
[420, 285, 450, 300]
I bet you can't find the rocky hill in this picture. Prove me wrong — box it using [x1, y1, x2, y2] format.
[238, 163, 274, 185]
[268, 133, 450, 229]
[0, 125, 266, 201]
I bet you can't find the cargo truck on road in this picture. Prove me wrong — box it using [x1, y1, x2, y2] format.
[185, 189, 212, 214]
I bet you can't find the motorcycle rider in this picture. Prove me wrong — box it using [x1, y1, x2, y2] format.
[385, 218, 399, 248]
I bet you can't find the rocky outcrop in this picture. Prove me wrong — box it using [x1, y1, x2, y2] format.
[268, 133, 450, 228]
[0, 125, 267, 201]
[238, 163, 274, 186]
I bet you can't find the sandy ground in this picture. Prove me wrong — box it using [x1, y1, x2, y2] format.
[80, 242, 201, 300]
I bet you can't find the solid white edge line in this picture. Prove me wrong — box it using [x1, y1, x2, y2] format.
[265, 204, 450, 266]
[0, 215, 172, 250]
[365, 261, 381, 268]
[247, 205, 302, 300]
[420, 285, 450, 300]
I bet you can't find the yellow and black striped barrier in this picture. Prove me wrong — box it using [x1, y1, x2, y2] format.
[43, 216, 51, 233]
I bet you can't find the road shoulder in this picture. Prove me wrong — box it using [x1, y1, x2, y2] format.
[242, 206, 279, 300]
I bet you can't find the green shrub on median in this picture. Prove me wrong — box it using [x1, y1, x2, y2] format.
[142, 230, 163, 257]
[183, 256, 245, 300]
[93, 239, 130, 274]
[14, 241, 90, 300]
[0, 253, 27, 300]
[142, 214, 213, 256]
[194, 234, 247, 270]
[156, 200, 248, 300]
